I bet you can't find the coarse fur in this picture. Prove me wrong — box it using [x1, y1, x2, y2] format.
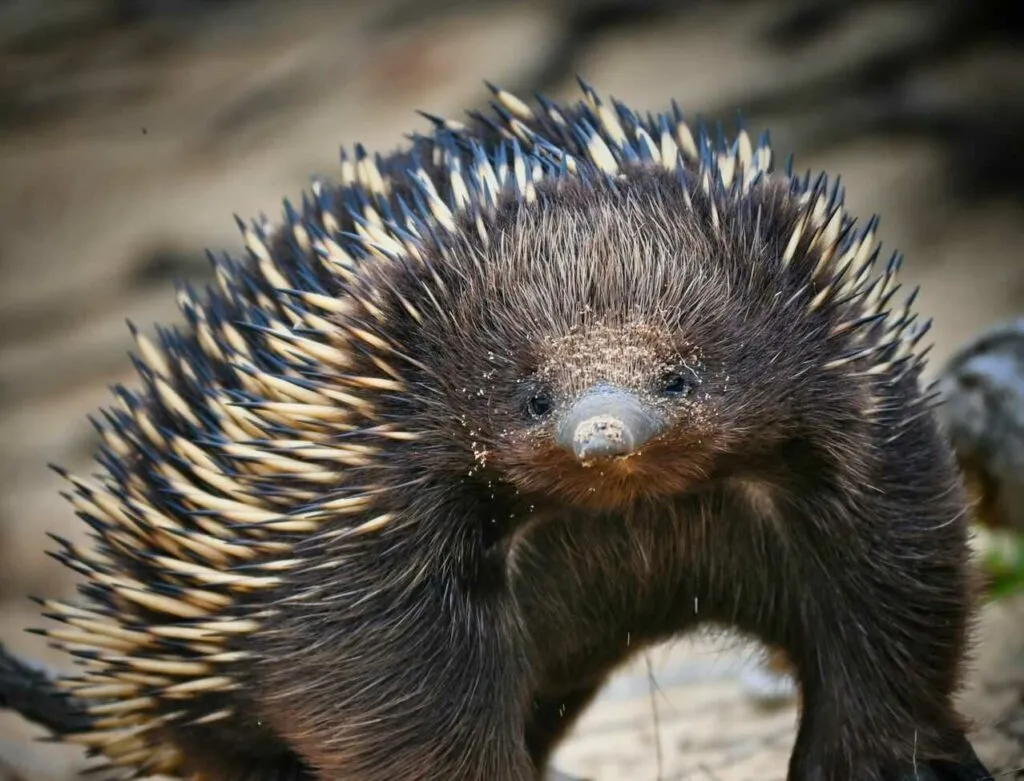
[0, 80, 994, 780]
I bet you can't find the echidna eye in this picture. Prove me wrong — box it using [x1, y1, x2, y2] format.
[526, 393, 554, 419]
[661, 371, 695, 397]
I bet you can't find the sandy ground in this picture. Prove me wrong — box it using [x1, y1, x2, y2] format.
[1, 1, 1023, 779]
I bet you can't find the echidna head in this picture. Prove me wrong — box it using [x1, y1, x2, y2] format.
[386, 173, 799, 512]
[504, 316, 721, 510]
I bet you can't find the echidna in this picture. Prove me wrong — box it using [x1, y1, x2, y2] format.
[0, 79, 997, 781]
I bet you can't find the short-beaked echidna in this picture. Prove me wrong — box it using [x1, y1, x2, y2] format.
[0, 80, 996, 781]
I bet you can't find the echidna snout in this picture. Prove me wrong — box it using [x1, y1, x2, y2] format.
[555, 385, 664, 459]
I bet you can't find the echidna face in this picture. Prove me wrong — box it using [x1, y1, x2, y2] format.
[491, 318, 726, 510]
[408, 177, 765, 512]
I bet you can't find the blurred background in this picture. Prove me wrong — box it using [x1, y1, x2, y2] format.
[1, 0, 1023, 778]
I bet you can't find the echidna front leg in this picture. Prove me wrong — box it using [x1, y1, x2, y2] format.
[251, 581, 539, 781]
[780, 548, 991, 780]
[771, 431, 992, 780]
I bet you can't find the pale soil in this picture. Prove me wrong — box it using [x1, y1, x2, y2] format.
[0, 2, 1022, 779]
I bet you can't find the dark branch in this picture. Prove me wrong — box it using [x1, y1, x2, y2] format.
[0, 642, 92, 736]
